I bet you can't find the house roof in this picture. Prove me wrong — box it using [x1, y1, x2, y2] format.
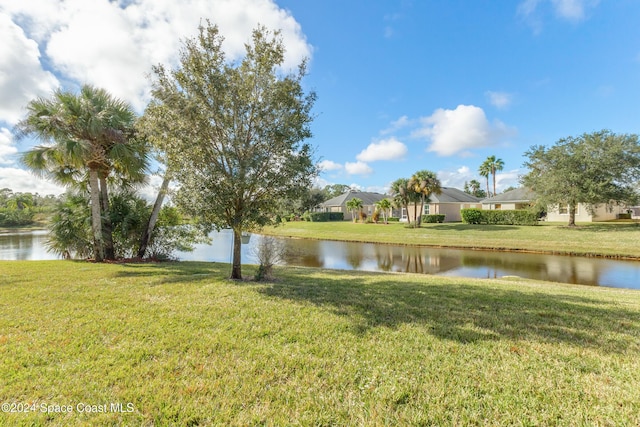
[320, 190, 388, 207]
[430, 187, 482, 203]
[480, 187, 537, 204]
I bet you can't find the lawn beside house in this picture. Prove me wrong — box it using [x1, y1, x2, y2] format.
[263, 221, 640, 259]
[1, 261, 639, 425]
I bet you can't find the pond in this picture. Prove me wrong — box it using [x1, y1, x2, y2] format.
[2, 229, 639, 290]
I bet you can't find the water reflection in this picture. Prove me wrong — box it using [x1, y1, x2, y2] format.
[0, 230, 58, 261]
[1, 230, 639, 289]
[191, 234, 638, 289]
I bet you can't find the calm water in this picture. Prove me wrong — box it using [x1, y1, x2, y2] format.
[2, 229, 640, 290]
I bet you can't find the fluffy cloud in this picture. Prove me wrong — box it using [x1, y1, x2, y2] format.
[413, 105, 514, 156]
[344, 161, 373, 176]
[0, 14, 59, 124]
[318, 160, 343, 172]
[356, 137, 407, 162]
[518, 0, 599, 32]
[486, 91, 513, 109]
[0, 167, 65, 195]
[0, 128, 18, 165]
[0, 0, 312, 113]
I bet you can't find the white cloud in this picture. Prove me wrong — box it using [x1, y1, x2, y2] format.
[0, 128, 18, 165]
[356, 137, 407, 162]
[486, 91, 513, 109]
[0, 14, 59, 124]
[345, 161, 373, 176]
[0, 0, 312, 113]
[318, 159, 343, 172]
[518, 0, 599, 31]
[413, 105, 514, 156]
[0, 167, 65, 195]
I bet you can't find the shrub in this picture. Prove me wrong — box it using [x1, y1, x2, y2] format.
[461, 208, 483, 224]
[308, 212, 344, 222]
[372, 209, 380, 223]
[359, 211, 367, 222]
[422, 214, 445, 223]
[461, 208, 538, 225]
[387, 217, 400, 222]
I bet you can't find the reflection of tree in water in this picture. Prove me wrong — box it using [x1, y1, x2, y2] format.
[374, 245, 394, 271]
[460, 252, 599, 285]
[0, 234, 35, 261]
[345, 243, 364, 269]
[280, 238, 324, 268]
[403, 248, 425, 273]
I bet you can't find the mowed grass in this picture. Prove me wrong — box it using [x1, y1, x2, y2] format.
[1, 261, 640, 425]
[263, 220, 640, 258]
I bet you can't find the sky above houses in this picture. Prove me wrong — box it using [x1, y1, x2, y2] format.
[1, 0, 639, 196]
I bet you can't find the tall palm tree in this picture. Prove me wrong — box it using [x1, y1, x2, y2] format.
[478, 161, 491, 197]
[408, 170, 442, 227]
[484, 155, 505, 197]
[17, 85, 147, 261]
[375, 198, 392, 224]
[390, 178, 411, 223]
[346, 197, 363, 222]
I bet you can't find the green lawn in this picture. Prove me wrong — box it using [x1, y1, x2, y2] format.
[263, 220, 640, 259]
[1, 261, 639, 425]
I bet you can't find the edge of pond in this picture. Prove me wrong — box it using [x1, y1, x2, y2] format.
[258, 231, 640, 262]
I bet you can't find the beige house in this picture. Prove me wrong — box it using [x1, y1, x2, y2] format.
[482, 188, 629, 222]
[405, 187, 482, 223]
[318, 190, 391, 221]
[481, 187, 537, 210]
[545, 203, 628, 222]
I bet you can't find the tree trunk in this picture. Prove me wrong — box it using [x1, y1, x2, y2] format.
[492, 172, 497, 198]
[413, 203, 418, 228]
[89, 169, 104, 261]
[99, 174, 115, 260]
[568, 203, 576, 227]
[418, 194, 425, 226]
[485, 177, 490, 197]
[137, 174, 170, 258]
[231, 227, 242, 279]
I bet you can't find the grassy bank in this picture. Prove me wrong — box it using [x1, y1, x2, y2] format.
[1, 261, 639, 425]
[263, 221, 640, 259]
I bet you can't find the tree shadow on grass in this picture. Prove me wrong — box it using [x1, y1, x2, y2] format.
[258, 269, 640, 353]
[429, 224, 519, 232]
[112, 261, 229, 285]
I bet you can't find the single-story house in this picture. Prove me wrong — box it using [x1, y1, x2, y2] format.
[482, 188, 629, 222]
[405, 187, 482, 223]
[481, 187, 537, 210]
[317, 190, 392, 221]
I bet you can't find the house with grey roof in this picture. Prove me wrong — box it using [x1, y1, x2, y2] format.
[317, 190, 391, 221]
[481, 187, 537, 210]
[406, 187, 482, 223]
[481, 187, 629, 222]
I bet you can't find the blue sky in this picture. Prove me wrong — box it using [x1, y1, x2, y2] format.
[1, 0, 639, 196]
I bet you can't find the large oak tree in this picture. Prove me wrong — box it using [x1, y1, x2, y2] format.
[522, 130, 640, 226]
[144, 22, 317, 278]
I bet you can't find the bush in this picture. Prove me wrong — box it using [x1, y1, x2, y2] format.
[387, 217, 400, 222]
[308, 212, 344, 222]
[461, 209, 484, 224]
[421, 214, 445, 223]
[461, 208, 538, 226]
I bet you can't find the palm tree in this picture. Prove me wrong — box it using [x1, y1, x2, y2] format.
[484, 155, 505, 197]
[479, 161, 491, 197]
[346, 197, 363, 223]
[390, 178, 410, 223]
[17, 85, 147, 261]
[375, 198, 392, 224]
[408, 170, 442, 227]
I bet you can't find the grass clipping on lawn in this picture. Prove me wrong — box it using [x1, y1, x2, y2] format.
[1, 260, 639, 426]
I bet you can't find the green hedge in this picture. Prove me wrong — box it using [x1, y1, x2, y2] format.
[387, 217, 400, 222]
[421, 214, 445, 223]
[308, 212, 344, 222]
[461, 208, 538, 226]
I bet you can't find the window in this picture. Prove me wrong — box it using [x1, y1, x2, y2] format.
[494, 204, 502, 210]
[559, 204, 579, 215]
[424, 205, 430, 215]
